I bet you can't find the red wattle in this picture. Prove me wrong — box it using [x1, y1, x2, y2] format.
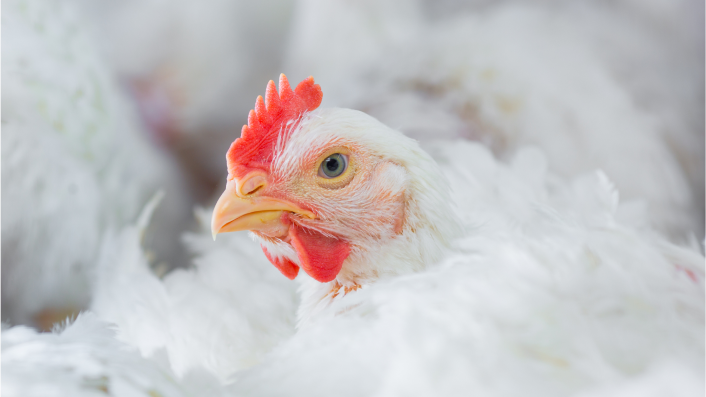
[288, 223, 350, 283]
[261, 245, 299, 280]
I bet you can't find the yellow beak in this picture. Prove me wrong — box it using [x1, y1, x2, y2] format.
[211, 180, 315, 240]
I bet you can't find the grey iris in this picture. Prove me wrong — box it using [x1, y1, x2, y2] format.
[321, 154, 347, 178]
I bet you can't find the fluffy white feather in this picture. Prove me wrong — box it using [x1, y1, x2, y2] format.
[91, 196, 298, 381]
[1, 313, 218, 397]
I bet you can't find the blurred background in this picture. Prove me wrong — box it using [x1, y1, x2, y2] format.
[2, 0, 704, 329]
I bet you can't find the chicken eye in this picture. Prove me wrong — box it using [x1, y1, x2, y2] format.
[318, 153, 348, 179]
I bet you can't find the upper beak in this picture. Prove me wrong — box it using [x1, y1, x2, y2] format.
[211, 179, 315, 240]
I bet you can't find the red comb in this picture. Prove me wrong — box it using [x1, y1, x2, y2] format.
[226, 74, 323, 178]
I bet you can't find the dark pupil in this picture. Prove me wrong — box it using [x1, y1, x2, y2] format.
[325, 158, 339, 171]
[322, 154, 345, 177]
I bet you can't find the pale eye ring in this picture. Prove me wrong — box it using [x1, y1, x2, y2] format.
[318, 153, 348, 179]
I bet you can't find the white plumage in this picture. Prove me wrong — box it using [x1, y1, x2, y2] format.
[5, 139, 702, 396]
[2, 1, 703, 396]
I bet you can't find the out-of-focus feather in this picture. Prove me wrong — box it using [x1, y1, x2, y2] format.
[1, 313, 209, 397]
[1, 0, 192, 326]
[91, 204, 298, 381]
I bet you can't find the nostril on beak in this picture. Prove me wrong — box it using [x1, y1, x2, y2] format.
[238, 174, 267, 197]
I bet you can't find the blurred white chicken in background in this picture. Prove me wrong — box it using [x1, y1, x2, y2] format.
[283, 0, 704, 241]
[2, 0, 192, 327]
[77, 0, 295, 200]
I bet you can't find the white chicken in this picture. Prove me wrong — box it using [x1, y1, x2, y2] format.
[1, 0, 192, 327]
[3, 76, 702, 397]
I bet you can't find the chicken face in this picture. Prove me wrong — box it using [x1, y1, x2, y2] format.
[212, 75, 455, 285]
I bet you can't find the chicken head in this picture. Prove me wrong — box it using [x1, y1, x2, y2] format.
[212, 75, 457, 286]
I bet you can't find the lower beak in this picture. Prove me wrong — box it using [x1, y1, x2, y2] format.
[211, 182, 315, 240]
